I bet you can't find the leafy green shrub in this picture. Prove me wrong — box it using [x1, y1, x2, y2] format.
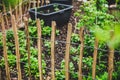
[24, 56, 46, 79]
[71, 33, 80, 43]
[55, 60, 78, 80]
[2, 0, 21, 8]
[0, 54, 16, 68]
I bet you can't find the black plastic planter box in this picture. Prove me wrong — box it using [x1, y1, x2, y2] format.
[29, 3, 73, 26]
[50, 0, 72, 5]
[107, 0, 116, 5]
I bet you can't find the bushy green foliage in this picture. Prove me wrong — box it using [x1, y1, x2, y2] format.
[55, 60, 78, 80]
[75, 0, 114, 29]
[94, 22, 120, 48]
[2, 0, 21, 8]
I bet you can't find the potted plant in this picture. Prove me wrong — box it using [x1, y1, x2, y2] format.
[29, 3, 73, 26]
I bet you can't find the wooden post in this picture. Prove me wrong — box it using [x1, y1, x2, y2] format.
[42, 0, 44, 6]
[1, 14, 11, 80]
[3, 5, 9, 27]
[15, 6, 18, 21]
[33, 0, 36, 8]
[28, 0, 31, 9]
[51, 21, 56, 80]
[24, 17, 31, 80]
[19, 0, 23, 27]
[36, 19, 43, 80]
[78, 27, 84, 80]
[37, 0, 40, 7]
[9, 5, 12, 17]
[92, 38, 99, 80]
[65, 23, 72, 80]
[108, 30, 114, 80]
[11, 15, 22, 80]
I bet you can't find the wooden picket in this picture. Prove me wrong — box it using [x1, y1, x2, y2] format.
[37, 19, 43, 80]
[78, 27, 84, 80]
[51, 21, 56, 80]
[11, 15, 22, 80]
[65, 23, 72, 80]
[108, 30, 114, 80]
[1, 14, 11, 80]
[92, 38, 99, 80]
[3, 5, 9, 27]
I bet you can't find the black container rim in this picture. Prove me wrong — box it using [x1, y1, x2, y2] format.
[29, 3, 73, 16]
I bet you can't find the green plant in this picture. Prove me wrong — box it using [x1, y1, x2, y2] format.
[55, 59, 78, 80]
[42, 26, 52, 36]
[96, 72, 108, 80]
[82, 56, 93, 72]
[0, 54, 16, 68]
[71, 33, 80, 43]
[24, 56, 46, 79]
[53, 4, 60, 11]
[70, 46, 78, 54]
[2, 0, 22, 9]
[75, 0, 114, 29]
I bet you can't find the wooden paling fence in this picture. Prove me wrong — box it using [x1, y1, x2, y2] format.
[0, 0, 114, 80]
[0, 13, 114, 80]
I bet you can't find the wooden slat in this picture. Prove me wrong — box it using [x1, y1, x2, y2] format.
[36, 19, 43, 80]
[78, 27, 84, 80]
[24, 17, 31, 80]
[37, 0, 40, 7]
[3, 5, 9, 27]
[108, 30, 114, 80]
[19, 0, 23, 27]
[15, 7, 18, 21]
[42, 0, 44, 6]
[65, 23, 72, 80]
[51, 21, 56, 80]
[28, 0, 31, 9]
[1, 14, 11, 80]
[92, 38, 99, 80]
[11, 15, 22, 80]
